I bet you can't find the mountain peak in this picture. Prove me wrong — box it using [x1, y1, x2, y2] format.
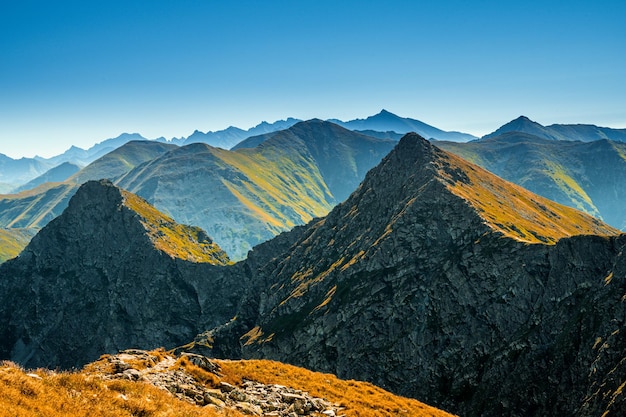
[356, 133, 617, 245]
[482, 115, 562, 141]
[0, 179, 231, 368]
[52, 179, 230, 264]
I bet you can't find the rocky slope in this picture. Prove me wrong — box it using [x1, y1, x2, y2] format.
[0, 180, 237, 369]
[437, 132, 626, 229]
[198, 134, 625, 416]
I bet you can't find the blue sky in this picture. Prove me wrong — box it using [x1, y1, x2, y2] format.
[1, 0, 625, 158]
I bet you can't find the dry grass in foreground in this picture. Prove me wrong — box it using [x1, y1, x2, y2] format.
[0, 351, 456, 417]
[218, 359, 456, 417]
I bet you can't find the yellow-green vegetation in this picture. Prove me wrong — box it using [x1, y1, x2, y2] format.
[218, 359, 456, 417]
[0, 361, 235, 417]
[542, 160, 595, 211]
[210, 146, 334, 231]
[121, 190, 231, 265]
[440, 152, 620, 244]
[0, 228, 35, 263]
[0, 183, 77, 229]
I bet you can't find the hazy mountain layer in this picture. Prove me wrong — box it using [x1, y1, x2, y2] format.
[0, 153, 52, 189]
[13, 162, 81, 193]
[437, 132, 626, 229]
[183, 118, 301, 149]
[119, 120, 396, 259]
[0, 140, 179, 231]
[329, 109, 477, 142]
[482, 115, 626, 142]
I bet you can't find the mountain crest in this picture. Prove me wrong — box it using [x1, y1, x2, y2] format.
[396, 133, 617, 243]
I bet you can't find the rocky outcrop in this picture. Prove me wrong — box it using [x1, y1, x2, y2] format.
[93, 349, 345, 416]
[200, 134, 626, 416]
[0, 180, 237, 369]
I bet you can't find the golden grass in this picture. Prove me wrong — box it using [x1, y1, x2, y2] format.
[209, 146, 334, 229]
[0, 361, 239, 417]
[1, 352, 456, 417]
[121, 190, 231, 265]
[440, 151, 620, 244]
[218, 359, 456, 417]
[0, 228, 34, 263]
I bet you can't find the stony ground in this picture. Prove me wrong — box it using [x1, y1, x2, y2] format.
[92, 349, 345, 417]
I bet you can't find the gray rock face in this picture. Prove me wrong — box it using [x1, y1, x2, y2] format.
[204, 134, 626, 416]
[0, 180, 240, 369]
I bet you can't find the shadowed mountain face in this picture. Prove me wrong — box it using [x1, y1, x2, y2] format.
[437, 132, 626, 229]
[198, 135, 624, 417]
[0, 180, 237, 369]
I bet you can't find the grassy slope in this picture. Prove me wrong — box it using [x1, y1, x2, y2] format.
[117, 140, 335, 260]
[122, 189, 231, 265]
[439, 148, 620, 243]
[0, 228, 36, 263]
[0, 353, 455, 417]
[437, 134, 626, 227]
[69, 141, 178, 184]
[0, 183, 78, 229]
[0, 141, 177, 231]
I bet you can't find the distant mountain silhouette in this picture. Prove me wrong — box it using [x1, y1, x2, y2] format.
[329, 109, 477, 142]
[0, 153, 52, 190]
[482, 115, 626, 142]
[183, 118, 301, 149]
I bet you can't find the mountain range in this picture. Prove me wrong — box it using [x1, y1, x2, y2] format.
[1, 133, 625, 416]
[0, 120, 396, 261]
[330, 109, 478, 142]
[3, 112, 626, 265]
[482, 115, 626, 142]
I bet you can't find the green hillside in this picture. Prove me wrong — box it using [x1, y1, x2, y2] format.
[0, 228, 36, 263]
[437, 132, 626, 229]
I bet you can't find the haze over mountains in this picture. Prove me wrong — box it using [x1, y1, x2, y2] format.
[2, 112, 626, 266]
[1, 134, 625, 416]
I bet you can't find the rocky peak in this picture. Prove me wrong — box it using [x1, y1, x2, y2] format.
[202, 134, 625, 416]
[0, 179, 235, 368]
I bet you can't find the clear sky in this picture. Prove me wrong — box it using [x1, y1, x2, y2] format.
[1, 0, 625, 158]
